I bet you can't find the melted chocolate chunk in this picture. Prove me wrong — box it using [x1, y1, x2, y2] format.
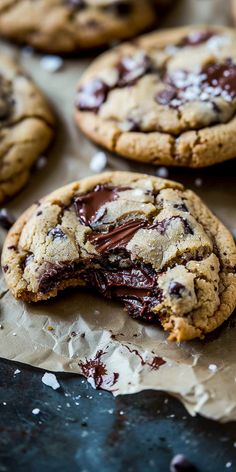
[89, 219, 147, 253]
[48, 227, 66, 240]
[83, 265, 163, 322]
[0, 208, 15, 230]
[170, 454, 197, 472]
[117, 54, 151, 87]
[38, 261, 82, 294]
[37, 258, 163, 322]
[76, 54, 152, 112]
[74, 185, 129, 226]
[180, 31, 214, 47]
[159, 60, 236, 108]
[76, 79, 109, 112]
[89, 213, 194, 254]
[169, 281, 185, 298]
[202, 61, 236, 98]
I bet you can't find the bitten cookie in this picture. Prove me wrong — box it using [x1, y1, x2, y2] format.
[0, 52, 54, 202]
[0, 0, 167, 53]
[2, 171, 236, 342]
[76, 25, 236, 167]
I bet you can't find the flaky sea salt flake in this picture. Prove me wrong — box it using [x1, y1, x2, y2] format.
[156, 166, 169, 178]
[40, 55, 63, 73]
[14, 369, 21, 375]
[208, 363, 218, 373]
[90, 152, 107, 173]
[42, 372, 60, 390]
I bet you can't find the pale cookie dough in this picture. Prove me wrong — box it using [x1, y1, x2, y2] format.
[0, 0, 168, 53]
[2, 171, 236, 342]
[75, 25, 236, 167]
[0, 52, 54, 202]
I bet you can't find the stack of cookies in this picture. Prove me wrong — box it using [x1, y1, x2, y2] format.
[0, 0, 236, 343]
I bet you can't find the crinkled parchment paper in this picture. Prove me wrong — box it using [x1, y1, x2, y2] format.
[0, 0, 236, 422]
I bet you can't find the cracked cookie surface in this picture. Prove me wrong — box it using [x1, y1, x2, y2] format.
[2, 171, 236, 342]
[76, 25, 236, 167]
[0, 0, 165, 53]
[0, 52, 54, 202]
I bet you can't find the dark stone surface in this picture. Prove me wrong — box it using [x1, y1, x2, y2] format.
[0, 358, 236, 472]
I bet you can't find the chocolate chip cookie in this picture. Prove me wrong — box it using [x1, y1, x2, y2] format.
[0, 52, 54, 203]
[2, 171, 236, 342]
[75, 25, 236, 167]
[0, 0, 164, 53]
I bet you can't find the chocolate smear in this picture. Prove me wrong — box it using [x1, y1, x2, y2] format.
[78, 350, 119, 389]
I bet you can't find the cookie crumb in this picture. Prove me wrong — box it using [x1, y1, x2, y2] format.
[208, 363, 218, 372]
[42, 372, 60, 390]
[90, 152, 107, 173]
[40, 55, 63, 73]
[47, 325, 54, 331]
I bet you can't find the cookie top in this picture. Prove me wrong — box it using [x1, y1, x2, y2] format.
[0, 52, 54, 202]
[0, 0, 161, 53]
[75, 25, 236, 167]
[2, 171, 236, 342]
